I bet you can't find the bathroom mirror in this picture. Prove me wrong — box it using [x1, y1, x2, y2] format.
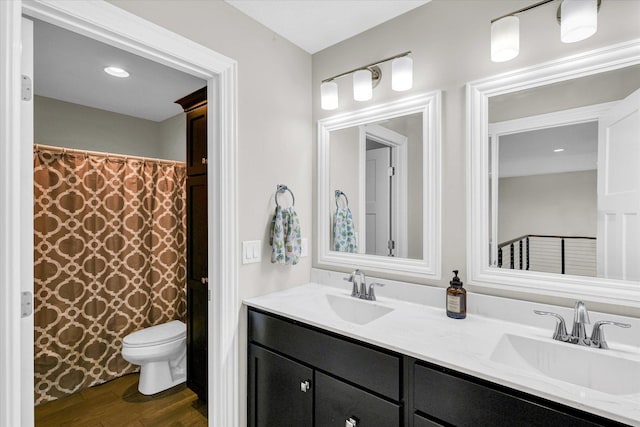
[467, 40, 640, 305]
[318, 92, 441, 278]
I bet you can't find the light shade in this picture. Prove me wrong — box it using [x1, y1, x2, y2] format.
[320, 81, 339, 110]
[491, 16, 519, 62]
[561, 0, 597, 43]
[353, 69, 372, 101]
[392, 56, 413, 91]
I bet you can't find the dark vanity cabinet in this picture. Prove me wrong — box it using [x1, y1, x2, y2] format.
[248, 308, 628, 427]
[176, 87, 208, 402]
[248, 309, 402, 427]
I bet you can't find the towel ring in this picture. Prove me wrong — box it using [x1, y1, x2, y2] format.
[335, 190, 349, 209]
[275, 184, 295, 207]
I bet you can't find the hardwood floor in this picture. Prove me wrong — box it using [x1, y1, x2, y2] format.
[35, 374, 207, 427]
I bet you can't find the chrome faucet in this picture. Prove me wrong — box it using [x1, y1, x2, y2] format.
[535, 300, 631, 349]
[569, 300, 590, 345]
[343, 270, 383, 301]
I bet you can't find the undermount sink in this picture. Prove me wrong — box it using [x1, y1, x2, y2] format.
[490, 333, 640, 395]
[325, 294, 394, 325]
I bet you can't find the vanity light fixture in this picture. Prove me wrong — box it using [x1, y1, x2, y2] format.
[320, 51, 412, 110]
[490, 0, 601, 63]
[104, 66, 130, 78]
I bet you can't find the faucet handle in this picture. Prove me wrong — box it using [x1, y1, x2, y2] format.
[534, 310, 569, 341]
[344, 274, 359, 297]
[367, 283, 385, 301]
[590, 320, 631, 349]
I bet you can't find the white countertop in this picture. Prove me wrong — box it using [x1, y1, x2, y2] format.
[244, 278, 640, 426]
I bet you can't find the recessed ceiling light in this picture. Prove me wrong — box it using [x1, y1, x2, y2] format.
[104, 66, 130, 78]
[554, 148, 565, 152]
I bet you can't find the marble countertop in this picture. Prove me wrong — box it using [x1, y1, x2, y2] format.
[244, 282, 640, 426]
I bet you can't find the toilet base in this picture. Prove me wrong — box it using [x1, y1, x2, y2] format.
[138, 360, 186, 395]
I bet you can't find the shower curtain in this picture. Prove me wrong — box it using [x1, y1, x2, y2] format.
[33, 145, 187, 405]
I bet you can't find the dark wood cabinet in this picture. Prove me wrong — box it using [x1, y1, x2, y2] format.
[177, 87, 208, 402]
[248, 344, 313, 427]
[248, 308, 402, 427]
[247, 308, 627, 427]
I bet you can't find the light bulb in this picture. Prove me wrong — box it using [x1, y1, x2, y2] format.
[392, 56, 413, 91]
[320, 81, 338, 110]
[561, 0, 597, 43]
[104, 66, 130, 78]
[353, 69, 372, 101]
[491, 16, 519, 62]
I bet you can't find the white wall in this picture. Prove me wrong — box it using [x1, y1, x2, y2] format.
[498, 170, 597, 243]
[312, 0, 640, 311]
[34, 95, 175, 159]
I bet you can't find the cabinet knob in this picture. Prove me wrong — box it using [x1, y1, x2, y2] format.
[201, 157, 207, 165]
[345, 416, 358, 427]
[300, 380, 310, 392]
[201, 277, 208, 285]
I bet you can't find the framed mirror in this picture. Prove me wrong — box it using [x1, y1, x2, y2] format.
[467, 40, 640, 305]
[318, 92, 441, 278]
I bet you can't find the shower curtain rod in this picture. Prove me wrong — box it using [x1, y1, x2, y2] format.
[34, 144, 186, 166]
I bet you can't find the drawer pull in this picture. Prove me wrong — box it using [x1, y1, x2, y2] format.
[345, 416, 358, 427]
[201, 157, 207, 165]
[300, 380, 310, 392]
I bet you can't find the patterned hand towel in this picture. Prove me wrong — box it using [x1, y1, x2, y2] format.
[333, 206, 357, 253]
[270, 205, 302, 265]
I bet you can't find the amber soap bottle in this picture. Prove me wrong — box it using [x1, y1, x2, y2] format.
[446, 270, 466, 319]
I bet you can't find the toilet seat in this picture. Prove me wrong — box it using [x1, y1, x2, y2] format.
[123, 320, 185, 348]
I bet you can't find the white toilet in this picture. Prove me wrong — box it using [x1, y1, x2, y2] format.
[121, 320, 187, 395]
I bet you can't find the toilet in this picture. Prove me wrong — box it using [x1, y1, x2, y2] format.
[121, 320, 187, 395]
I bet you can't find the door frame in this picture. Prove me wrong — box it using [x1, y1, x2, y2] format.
[0, 1, 239, 426]
[359, 124, 409, 257]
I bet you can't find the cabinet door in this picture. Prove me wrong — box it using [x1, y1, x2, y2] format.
[315, 371, 400, 427]
[186, 104, 207, 176]
[186, 174, 208, 400]
[248, 344, 313, 427]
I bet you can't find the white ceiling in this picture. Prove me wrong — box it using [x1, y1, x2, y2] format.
[34, 19, 206, 122]
[498, 122, 598, 178]
[225, 0, 430, 54]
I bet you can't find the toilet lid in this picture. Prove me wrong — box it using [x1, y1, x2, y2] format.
[123, 320, 186, 347]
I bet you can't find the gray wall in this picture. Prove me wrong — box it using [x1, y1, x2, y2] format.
[34, 95, 183, 159]
[312, 0, 640, 311]
[498, 170, 597, 243]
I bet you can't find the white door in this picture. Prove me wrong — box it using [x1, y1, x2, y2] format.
[366, 147, 391, 255]
[597, 88, 640, 281]
[21, 16, 35, 426]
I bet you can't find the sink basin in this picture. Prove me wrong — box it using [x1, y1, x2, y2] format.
[490, 334, 640, 395]
[325, 294, 393, 325]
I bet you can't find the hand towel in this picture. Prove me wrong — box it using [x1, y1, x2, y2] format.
[270, 205, 302, 265]
[333, 206, 357, 253]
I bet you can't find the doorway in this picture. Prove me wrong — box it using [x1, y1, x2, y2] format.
[0, 2, 238, 426]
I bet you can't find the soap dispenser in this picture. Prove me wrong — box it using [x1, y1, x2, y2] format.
[446, 270, 466, 319]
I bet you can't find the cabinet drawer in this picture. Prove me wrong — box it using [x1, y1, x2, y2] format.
[315, 371, 400, 427]
[413, 414, 444, 427]
[249, 309, 400, 400]
[414, 363, 605, 427]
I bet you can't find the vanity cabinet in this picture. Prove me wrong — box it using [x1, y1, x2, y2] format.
[247, 307, 628, 427]
[248, 309, 402, 427]
[176, 87, 208, 402]
[411, 361, 624, 427]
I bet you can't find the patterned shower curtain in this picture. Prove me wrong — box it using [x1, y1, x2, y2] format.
[33, 145, 187, 405]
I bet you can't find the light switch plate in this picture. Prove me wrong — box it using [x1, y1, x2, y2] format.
[242, 240, 261, 264]
[301, 238, 309, 257]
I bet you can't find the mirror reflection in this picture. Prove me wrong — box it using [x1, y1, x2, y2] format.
[488, 65, 640, 281]
[329, 112, 423, 258]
